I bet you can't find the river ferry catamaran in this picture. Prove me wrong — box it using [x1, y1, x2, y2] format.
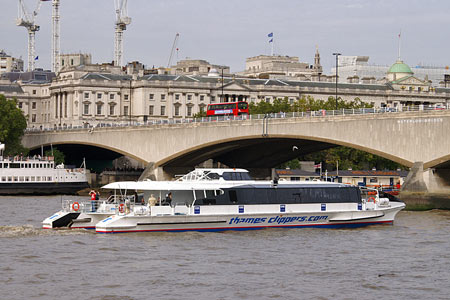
[91, 168, 405, 233]
[0, 143, 88, 195]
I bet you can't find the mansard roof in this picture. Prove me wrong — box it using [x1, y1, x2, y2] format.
[78, 72, 393, 91]
[0, 84, 24, 94]
[80, 73, 131, 81]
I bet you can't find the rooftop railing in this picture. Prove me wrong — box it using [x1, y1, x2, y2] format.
[25, 104, 450, 133]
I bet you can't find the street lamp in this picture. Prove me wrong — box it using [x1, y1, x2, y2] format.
[332, 53, 341, 110]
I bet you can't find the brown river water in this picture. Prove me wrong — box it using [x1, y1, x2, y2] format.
[1, 195, 449, 300]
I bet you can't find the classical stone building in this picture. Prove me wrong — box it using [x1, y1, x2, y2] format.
[169, 59, 230, 76]
[241, 48, 323, 80]
[0, 59, 449, 129]
[0, 50, 24, 74]
[59, 53, 92, 70]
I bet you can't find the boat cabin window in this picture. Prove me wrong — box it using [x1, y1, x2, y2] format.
[228, 190, 238, 203]
[206, 172, 220, 180]
[10, 163, 20, 168]
[222, 172, 252, 181]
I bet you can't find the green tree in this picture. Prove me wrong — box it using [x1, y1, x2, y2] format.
[0, 94, 28, 155]
[193, 110, 207, 118]
[44, 148, 65, 165]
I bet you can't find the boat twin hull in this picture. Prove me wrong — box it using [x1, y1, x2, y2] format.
[42, 211, 112, 230]
[96, 205, 404, 233]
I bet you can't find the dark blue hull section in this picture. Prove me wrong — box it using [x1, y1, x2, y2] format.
[0, 182, 89, 195]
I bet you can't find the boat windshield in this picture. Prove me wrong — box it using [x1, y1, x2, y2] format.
[222, 172, 252, 181]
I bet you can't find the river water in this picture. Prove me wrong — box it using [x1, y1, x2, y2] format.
[1, 195, 449, 300]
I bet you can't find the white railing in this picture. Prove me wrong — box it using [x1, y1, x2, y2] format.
[25, 104, 450, 133]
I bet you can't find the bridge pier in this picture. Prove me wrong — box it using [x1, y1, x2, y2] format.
[402, 162, 428, 192]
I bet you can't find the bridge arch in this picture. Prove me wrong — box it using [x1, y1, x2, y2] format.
[155, 134, 411, 169]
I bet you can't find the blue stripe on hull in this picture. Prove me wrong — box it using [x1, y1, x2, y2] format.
[96, 220, 393, 234]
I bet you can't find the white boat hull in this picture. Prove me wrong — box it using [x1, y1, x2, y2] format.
[96, 202, 405, 233]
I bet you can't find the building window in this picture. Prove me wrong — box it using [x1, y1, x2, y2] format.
[71, 59, 74, 65]
[149, 105, 154, 115]
[62, 59, 65, 66]
[160, 106, 165, 116]
[31, 114, 36, 122]
[200, 106, 205, 113]
[200, 95, 205, 101]
[32, 102, 36, 109]
[97, 93, 102, 99]
[32, 89, 37, 95]
[109, 93, 114, 100]
[84, 92, 89, 99]
[175, 94, 180, 101]
[124, 106, 129, 116]
[18, 102, 22, 109]
[124, 94, 129, 100]
[83, 104, 89, 115]
[109, 105, 115, 115]
[149, 94, 154, 100]
[210, 96, 215, 103]
[187, 95, 192, 101]
[265, 97, 271, 103]
[161, 94, 166, 101]
[174, 106, 180, 116]
[187, 106, 192, 116]
[96, 104, 102, 115]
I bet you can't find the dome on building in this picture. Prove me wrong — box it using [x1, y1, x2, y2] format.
[387, 60, 413, 82]
[388, 60, 413, 74]
[207, 68, 220, 77]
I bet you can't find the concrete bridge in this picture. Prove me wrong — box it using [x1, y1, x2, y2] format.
[22, 110, 450, 190]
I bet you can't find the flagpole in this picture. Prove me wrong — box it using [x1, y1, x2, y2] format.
[271, 38, 274, 56]
[398, 30, 401, 61]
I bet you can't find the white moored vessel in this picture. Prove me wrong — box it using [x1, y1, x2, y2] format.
[94, 168, 405, 234]
[0, 143, 89, 195]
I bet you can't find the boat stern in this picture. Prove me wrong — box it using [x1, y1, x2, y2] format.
[42, 211, 81, 229]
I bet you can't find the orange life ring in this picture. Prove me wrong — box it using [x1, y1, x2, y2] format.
[72, 202, 80, 211]
[118, 203, 125, 213]
[367, 197, 376, 203]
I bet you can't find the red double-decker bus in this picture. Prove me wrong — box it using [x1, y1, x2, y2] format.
[206, 101, 249, 117]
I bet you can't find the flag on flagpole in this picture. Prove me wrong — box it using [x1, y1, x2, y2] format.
[268, 32, 273, 38]
[313, 162, 322, 169]
[34, 56, 39, 60]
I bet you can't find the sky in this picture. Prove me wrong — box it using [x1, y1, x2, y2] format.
[2, 0, 450, 73]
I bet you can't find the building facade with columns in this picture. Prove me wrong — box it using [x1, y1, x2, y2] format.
[1, 60, 450, 129]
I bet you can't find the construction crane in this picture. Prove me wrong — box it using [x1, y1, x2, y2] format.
[114, 0, 131, 66]
[51, 0, 60, 73]
[16, 0, 44, 71]
[167, 33, 180, 69]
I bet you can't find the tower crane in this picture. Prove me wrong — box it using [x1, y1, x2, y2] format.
[167, 33, 180, 69]
[16, 0, 44, 71]
[114, 0, 131, 66]
[51, 0, 60, 73]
